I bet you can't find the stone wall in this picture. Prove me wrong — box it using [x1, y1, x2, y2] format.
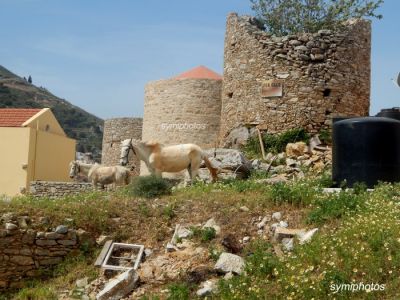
[29, 181, 92, 198]
[220, 13, 371, 145]
[101, 118, 142, 174]
[0, 217, 83, 289]
[143, 78, 222, 149]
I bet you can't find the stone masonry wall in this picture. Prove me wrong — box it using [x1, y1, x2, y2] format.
[29, 181, 92, 198]
[0, 217, 82, 290]
[143, 78, 222, 149]
[102, 118, 142, 174]
[220, 13, 371, 143]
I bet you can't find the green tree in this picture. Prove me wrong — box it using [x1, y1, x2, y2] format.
[28, 75, 32, 83]
[250, 0, 383, 36]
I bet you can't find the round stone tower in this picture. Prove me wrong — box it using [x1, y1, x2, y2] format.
[142, 66, 222, 149]
[101, 118, 142, 173]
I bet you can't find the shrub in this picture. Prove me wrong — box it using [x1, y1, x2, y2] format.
[268, 180, 317, 207]
[244, 128, 309, 157]
[167, 283, 190, 300]
[307, 189, 367, 224]
[129, 175, 172, 199]
[250, 0, 383, 36]
[191, 226, 217, 242]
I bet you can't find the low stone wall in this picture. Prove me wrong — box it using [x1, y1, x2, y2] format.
[29, 181, 92, 198]
[0, 221, 82, 289]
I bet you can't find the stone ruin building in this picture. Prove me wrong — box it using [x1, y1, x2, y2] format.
[219, 13, 371, 146]
[102, 13, 371, 159]
[101, 118, 142, 173]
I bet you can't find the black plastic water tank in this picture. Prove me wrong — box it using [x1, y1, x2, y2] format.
[333, 117, 400, 188]
[376, 107, 400, 121]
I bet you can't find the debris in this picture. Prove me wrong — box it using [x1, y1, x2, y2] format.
[102, 243, 144, 271]
[76, 277, 89, 288]
[242, 236, 250, 243]
[96, 235, 112, 246]
[196, 279, 217, 297]
[5, 223, 18, 230]
[257, 216, 269, 229]
[298, 228, 319, 244]
[96, 269, 139, 300]
[214, 253, 245, 275]
[286, 142, 307, 158]
[95, 240, 113, 267]
[282, 238, 294, 251]
[308, 135, 322, 152]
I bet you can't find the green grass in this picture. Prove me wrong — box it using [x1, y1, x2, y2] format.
[3, 174, 400, 299]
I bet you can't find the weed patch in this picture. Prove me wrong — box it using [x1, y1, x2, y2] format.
[129, 175, 172, 198]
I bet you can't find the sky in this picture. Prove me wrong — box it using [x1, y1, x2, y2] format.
[0, 0, 399, 119]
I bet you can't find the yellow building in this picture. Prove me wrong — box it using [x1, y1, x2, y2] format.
[0, 108, 76, 196]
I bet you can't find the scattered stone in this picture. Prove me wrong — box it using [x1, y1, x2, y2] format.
[224, 272, 234, 280]
[203, 218, 221, 235]
[242, 236, 250, 243]
[144, 248, 153, 257]
[214, 253, 245, 275]
[286, 142, 307, 158]
[55, 225, 68, 234]
[96, 235, 112, 246]
[279, 221, 288, 228]
[240, 206, 250, 212]
[96, 269, 139, 300]
[196, 280, 217, 297]
[257, 216, 269, 229]
[1, 212, 16, 223]
[272, 212, 282, 221]
[5, 223, 18, 231]
[76, 277, 89, 288]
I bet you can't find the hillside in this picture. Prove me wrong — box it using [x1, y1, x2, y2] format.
[0, 65, 103, 159]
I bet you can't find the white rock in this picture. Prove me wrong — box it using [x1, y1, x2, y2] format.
[272, 212, 282, 221]
[279, 221, 288, 228]
[203, 218, 221, 235]
[298, 228, 319, 244]
[240, 206, 250, 212]
[214, 253, 245, 275]
[282, 238, 294, 251]
[224, 271, 234, 280]
[242, 236, 250, 243]
[5, 223, 18, 230]
[196, 280, 217, 297]
[76, 277, 88, 288]
[257, 216, 269, 229]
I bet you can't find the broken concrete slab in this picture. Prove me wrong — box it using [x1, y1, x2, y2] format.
[96, 269, 139, 300]
[298, 228, 319, 244]
[214, 253, 245, 275]
[94, 240, 113, 267]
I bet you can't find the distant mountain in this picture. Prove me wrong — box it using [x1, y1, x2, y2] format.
[0, 65, 103, 160]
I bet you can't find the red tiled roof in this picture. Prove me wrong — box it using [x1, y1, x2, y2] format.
[174, 65, 222, 80]
[0, 108, 42, 127]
